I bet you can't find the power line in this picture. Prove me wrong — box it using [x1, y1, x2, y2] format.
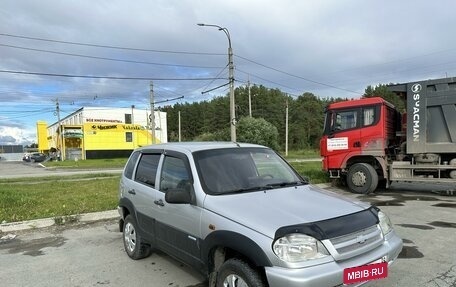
[0, 43, 223, 69]
[235, 54, 360, 94]
[0, 32, 225, 56]
[0, 69, 226, 81]
[236, 68, 302, 93]
[1, 33, 357, 94]
[154, 96, 184, 104]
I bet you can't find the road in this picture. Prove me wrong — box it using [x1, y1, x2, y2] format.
[0, 161, 122, 179]
[1, 162, 455, 286]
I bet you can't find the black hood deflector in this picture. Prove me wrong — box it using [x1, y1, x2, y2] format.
[274, 206, 379, 240]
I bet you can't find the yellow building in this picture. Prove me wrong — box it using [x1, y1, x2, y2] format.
[37, 107, 167, 160]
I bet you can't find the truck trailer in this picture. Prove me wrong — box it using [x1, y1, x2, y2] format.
[320, 77, 456, 193]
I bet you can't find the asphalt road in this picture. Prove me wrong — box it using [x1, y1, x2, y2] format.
[0, 161, 122, 179]
[1, 161, 455, 286]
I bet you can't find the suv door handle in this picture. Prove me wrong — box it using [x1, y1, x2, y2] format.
[154, 199, 165, 206]
[128, 189, 136, 195]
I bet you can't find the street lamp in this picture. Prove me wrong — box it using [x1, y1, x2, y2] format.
[197, 23, 236, 142]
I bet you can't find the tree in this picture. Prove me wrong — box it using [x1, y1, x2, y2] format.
[289, 93, 325, 149]
[363, 84, 406, 112]
[236, 117, 279, 150]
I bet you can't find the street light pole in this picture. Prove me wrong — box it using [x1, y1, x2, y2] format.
[197, 23, 236, 142]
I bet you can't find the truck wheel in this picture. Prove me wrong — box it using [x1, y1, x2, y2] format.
[123, 215, 151, 260]
[347, 163, 378, 194]
[216, 258, 265, 287]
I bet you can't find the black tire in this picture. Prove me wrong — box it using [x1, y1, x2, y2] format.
[347, 163, 378, 194]
[123, 215, 151, 260]
[216, 258, 265, 287]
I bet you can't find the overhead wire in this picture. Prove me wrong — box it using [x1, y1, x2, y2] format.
[0, 43, 223, 69]
[235, 54, 360, 94]
[0, 32, 225, 56]
[0, 69, 225, 81]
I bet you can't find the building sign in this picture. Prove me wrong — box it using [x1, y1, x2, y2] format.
[86, 118, 122, 123]
[92, 124, 118, 130]
[122, 125, 144, 130]
[89, 124, 146, 131]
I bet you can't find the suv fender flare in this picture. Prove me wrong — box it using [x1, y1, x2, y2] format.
[118, 197, 137, 220]
[202, 231, 272, 267]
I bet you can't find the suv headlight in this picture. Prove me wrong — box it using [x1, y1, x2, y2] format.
[378, 211, 393, 236]
[272, 233, 329, 263]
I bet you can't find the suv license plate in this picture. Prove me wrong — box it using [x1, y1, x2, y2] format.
[343, 259, 388, 284]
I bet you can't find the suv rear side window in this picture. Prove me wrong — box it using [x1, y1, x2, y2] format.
[135, 153, 161, 187]
[124, 151, 140, 179]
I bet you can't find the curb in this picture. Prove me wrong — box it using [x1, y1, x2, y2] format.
[0, 210, 119, 233]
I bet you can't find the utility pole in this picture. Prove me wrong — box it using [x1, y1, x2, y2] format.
[149, 81, 155, 144]
[56, 98, 65, 160]
[228, 33, 236, 142]
[197, 23, 236, 142]
[285, 97, 289, 157]
[131, 105, 135, 147]
[248, 75, 252, 118]
[178, 111, 181, 142]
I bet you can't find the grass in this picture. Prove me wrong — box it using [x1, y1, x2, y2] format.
[0, 176, 120, 223]
[281, 149, 320, 160]
[290, 161, 328, 184]
[0, 150, 328, 223]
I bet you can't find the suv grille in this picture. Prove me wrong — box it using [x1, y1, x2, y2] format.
[324, 225, 383, 261]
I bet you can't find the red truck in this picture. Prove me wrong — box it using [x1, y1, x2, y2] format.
[320, 77, 456, 193]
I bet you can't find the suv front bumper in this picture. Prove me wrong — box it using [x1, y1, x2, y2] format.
[265, 231, 402, 287]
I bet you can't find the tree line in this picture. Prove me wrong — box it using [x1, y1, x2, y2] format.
[160, 84, 398, 150]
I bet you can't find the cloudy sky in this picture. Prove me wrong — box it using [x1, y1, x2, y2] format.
[1, 0, 456, 146]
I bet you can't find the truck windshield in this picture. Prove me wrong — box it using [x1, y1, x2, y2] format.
[193, 148, 305, 195]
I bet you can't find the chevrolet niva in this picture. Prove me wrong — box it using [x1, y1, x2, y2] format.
[118, 142, 402, 287]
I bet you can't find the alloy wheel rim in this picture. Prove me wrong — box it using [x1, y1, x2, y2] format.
[223, 274, 248, 287]
[124, 222, 136, 252]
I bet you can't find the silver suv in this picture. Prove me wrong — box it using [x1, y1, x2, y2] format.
[118, 142, 402, 287]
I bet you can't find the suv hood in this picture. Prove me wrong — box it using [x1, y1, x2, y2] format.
[203, 184, 370, 239]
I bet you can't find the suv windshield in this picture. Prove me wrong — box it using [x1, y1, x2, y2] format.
[194, 148, 305, 195]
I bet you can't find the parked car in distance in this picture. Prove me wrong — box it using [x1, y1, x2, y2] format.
[118, 142, 403, 287]
[22, 152, 47, 163]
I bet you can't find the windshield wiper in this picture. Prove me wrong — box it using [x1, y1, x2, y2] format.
[265, 180, 308, 188]
[223, 185, 274, 195]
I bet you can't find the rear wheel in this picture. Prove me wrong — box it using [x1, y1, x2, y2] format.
[347, 163, 378, 194]
[216, 259, 265, 287]
[123, 215, 151, 260]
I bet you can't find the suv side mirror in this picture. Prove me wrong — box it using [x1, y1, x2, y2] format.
[165, 188, 192, 204]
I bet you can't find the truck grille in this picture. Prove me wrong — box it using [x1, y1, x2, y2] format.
[323, 225, 384, 261]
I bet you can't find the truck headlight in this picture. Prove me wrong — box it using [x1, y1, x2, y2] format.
[272, 233, 329, 262]
[378, 211, 393, 236]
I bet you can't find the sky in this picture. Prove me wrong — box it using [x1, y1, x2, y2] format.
[1, 0, 456, 146]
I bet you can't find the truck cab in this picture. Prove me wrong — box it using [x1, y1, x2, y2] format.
[321, 97, 400, 194]
[322, 77, 456, 194]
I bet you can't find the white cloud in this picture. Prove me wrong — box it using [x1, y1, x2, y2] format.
[0, 126, 34, 146]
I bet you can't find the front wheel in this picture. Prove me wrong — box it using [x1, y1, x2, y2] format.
[347, 163, 378, 194]
[216, 258, 265, 287]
